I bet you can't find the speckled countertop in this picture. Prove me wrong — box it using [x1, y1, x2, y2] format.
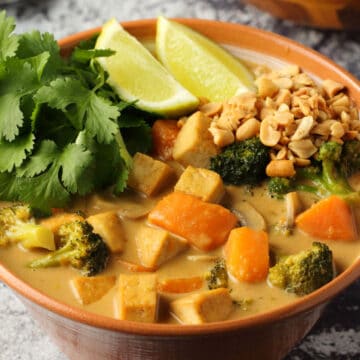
[0, 1, 359, 359]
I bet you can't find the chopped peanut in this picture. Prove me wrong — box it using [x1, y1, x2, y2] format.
[181, 64, 360, 177]
[266, 160, 296, 178]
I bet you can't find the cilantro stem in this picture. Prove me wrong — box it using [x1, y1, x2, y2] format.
[115, 131, 133, 170]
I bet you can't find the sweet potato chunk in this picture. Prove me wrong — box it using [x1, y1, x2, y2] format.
[152, 119, 180, 160]
[295, 195, 357, 241]
[225, 227, 269, 283]
[148, 192, 237, 251]
[158, 276, 203, 293]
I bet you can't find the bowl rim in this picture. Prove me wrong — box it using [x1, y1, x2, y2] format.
[1, 17, 360, 337]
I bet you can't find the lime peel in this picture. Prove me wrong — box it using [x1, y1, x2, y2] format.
[95, 19, 199, 117]
[156, 16, 255, 102]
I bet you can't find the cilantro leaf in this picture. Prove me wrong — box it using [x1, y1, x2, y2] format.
[0, 11, 18, 61]
[0, 93, 23, 141]
[34, 77, 88, 113]
[17, 140, 58, 177]
[15, 141, 93, 212]
[84, 92, 119, 143]
[35, 77, 119, 143]
[121, 125, 152, 155]
[113, 158, 130, 195]
[75, 35, 99, 51]
[26, 52, 51, 81]
[58, 143, 93, 195]
[16, 31, 62, 80]
[118, 112, 149, 128]
[75, 130, 123, 190]
[17, 166, 71, 214]
[0, 171, 20, 201]
[117, 105, 153, 155]
[117, 100, 137, 112]
[0, 59, 43, 141]
[0, 12, 155, 212]
[0, 58, 40, 95]
[0, 133, 34, 172]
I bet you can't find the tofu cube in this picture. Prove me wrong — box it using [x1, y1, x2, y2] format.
[174, 166, 225, 203]
[135, 225, 188, 269]
[116, 274, 158, 322]
[127, 153, 174, 196]
[71, 275, 116, 305]
[170, 288, 233, 324]
[87, 212, 125, 253]
[172, 111, 219, 168]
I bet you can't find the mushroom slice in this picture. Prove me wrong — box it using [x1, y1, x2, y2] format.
[231, 202, 267, 232]
[187, 255, 220, 262]
[284, 191, 302, 229]
[86, 193, 154, 219]
[117, 204, 153, 219]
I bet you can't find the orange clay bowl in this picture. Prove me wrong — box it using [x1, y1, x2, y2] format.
[242, 0, 360, 30]
[1, 19, 360, 360]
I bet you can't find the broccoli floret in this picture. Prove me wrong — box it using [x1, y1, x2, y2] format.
[0, 204, 32, 246]
[210, 137, 270, 186]
[340, 140, 360, 177]
[205, 258, 228, 290]
[268, 177, 294, 199]
[28, 220, 110, 276]
[268, 141, 360, 200]
[268, 242, 334, 296]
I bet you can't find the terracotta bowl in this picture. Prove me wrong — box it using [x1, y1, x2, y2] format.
[242, 0, 360, 30]
[1, 19, 360, 360]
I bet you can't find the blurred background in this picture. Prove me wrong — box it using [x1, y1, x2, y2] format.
[0, 1, 359, 360]
[3, 0, 360, 79]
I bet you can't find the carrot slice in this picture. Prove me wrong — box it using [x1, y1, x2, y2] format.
[118, 259, 154, 273]
[158, 276, 203, 293]
[225, 227, 269, 283]
[152, 119, 180, 160]
[148, 192, 237, 251]
[295, 195, 357, 241]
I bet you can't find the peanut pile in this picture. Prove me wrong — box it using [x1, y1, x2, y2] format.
[193, 64, 359, 178]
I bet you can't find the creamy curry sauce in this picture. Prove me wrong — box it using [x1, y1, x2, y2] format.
[1, 181, 360, 323]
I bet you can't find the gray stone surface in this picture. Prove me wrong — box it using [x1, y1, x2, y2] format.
[0, 1, 359, 359]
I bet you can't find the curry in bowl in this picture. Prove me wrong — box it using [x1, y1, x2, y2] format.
[0, 13, 360, 326]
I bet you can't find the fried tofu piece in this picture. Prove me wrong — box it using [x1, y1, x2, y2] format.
[170, 288, 233, 324]
[87, 211, 125, 253]
[71, 275, 116, 305]
[116, 274, 158, 323]
[127, 153, 174, 196]
[174, 166, 225, 203]
[135, 225, 188, 269]
[173, 111, 219, 168]
[40, 212, 84, 235]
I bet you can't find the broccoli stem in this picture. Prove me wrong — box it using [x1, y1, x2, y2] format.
[321, 159, 354, 195]
[28, 244, 74, 269]
[115, 131, 133, 170]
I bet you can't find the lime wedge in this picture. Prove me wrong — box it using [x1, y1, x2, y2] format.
[156, 17, 255, 102]
[95, 19, 199, 117]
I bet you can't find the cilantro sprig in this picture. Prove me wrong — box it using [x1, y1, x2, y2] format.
[0, 11, 153, 213]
